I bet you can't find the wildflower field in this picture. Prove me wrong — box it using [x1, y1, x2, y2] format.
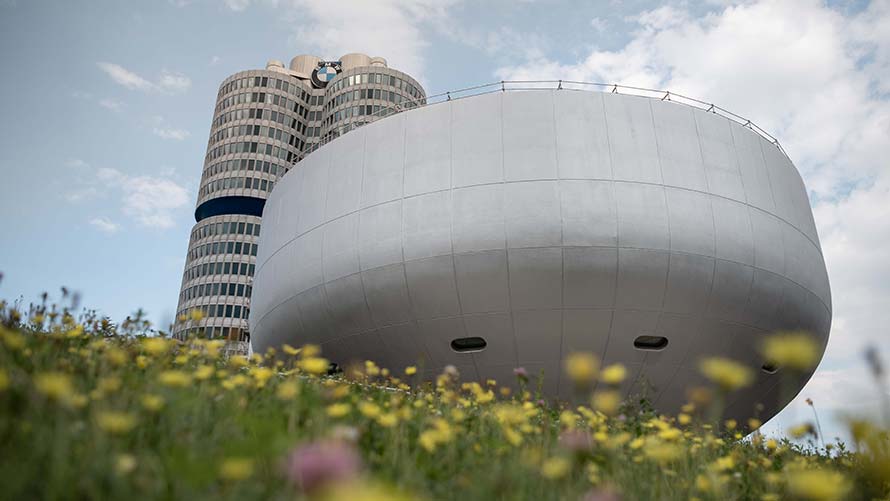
[1, 297, 888, 500]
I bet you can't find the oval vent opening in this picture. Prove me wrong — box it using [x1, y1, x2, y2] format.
[761, 363, 779, 374]
[633, 335, 669, 351]
[451, 336, 487, 353]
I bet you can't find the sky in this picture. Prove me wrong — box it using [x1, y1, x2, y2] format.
[0, 0, 888, 443]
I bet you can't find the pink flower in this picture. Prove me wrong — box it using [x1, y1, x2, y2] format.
[286, 439, 362, 493]
[513, 367, 528, 381]
[559, 429, 592, 452]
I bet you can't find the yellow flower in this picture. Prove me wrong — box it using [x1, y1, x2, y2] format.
[678, 413, 692, 425]
[136, 355, 149, 369]
[282, 344, 300, 356]
[364, 360, 381, 377]
[541, 456, 571, 480]
[276, 381, 299, 400]
[699, 357, 753, 391]
[327, 403, 351, 418]
[559, 410, 579, 429]
[158, 370, 192, 388]
[104, 347, 128, 366]
[142, 337, 170, 356]
[250, 367, 275, 387]
[34, 372, 74, 403]
[1, 328, 26, 350]
[141, 394, 165, 412]
[592, 390, 621, 415]
[359, 401, 382, 418]
[298, 356, 330, 375]
[219, 457, 253, 481]
[748, 418, 762, 430]
[115, 454, 137, 475]
[600, 364, 627, 385]
[95, 411, 137, 434]
[762, 331, 821, 371]
[785, 468, 851, 501]
[194, 365, 215, 380]
[189, 309, 204, 322]
[765, 439, 778, 452]
[300, 344, 321, 358]
[377, 413, 399, 428]
[713, 455, 735, 471]
[564, 352, 599, 387]
[405, 366, 417, 376]
[642, 437, 683, 464]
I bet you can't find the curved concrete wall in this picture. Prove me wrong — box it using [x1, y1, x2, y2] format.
[249, 90, 831, 421]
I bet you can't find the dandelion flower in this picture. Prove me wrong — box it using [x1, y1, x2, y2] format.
[142, 337, 170, 356]
[276, 381, 299, 400]
[377, 413, 398, 428]
[785, 468, 851, 501]
[405, 366, 417, 376]
[600, 364, 627, 385]
[762, 332, 821, 371]
[158, 370, 192, 388]
[541, 456, 571, 480]
[95, 411, 137, 434]
[327, 403, 351, 418]
[592, 390, 621, 415]
[564, 353, 599, 387]
[115, 454, 137, 475]
[298, 357, 330, 375]
[219, 457, 254, 481]
[141, 394, 164, 412]
[699, 357, 753, 391]
[34, 372, 74, 403]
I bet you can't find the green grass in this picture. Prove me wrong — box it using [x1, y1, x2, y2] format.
[0, 300, 888, 500]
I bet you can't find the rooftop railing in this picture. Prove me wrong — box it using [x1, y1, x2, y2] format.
[298, 80, 785, 164]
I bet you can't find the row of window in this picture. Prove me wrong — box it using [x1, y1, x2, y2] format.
[185, 259, 256, 282]
[175, 326, 248, 342]
[201, 175, 276, 197]
[327, 104, 400, 128]
[327, 72, 422, 101]
[186, 303, 250, 321]
[203, 158, 286, 182]
[206, 140, 299, 163]
[216, 90, 313, 118]
[214, 106, 305, 132]
[182, 281, 253, 302]
[209, 123, 301, 150]
[328, 88, 417, 113]
[189, 239, 258, 261]
[219, 74, 322, 106]
[191, 220, 260, 243]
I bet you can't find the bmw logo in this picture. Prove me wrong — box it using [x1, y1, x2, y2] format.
[311, 62, 341, 88]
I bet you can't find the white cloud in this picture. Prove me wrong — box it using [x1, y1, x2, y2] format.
[280, 0, 461, 81]
[65, 187, 99, 203]
[223, 0, 252, 11]
[590, 16, 608, 33]
[97, 62, 191, 94]
[157, 70, 191, 93]
[97, 168, 189, 229]
[494, 0, 890, 439]
[153, 127, 190, 140]
[98, 97, 124, 112]
[89, 217, 121, 234]
[97, 62, 154, 91]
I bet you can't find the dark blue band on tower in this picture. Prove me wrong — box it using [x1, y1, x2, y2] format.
[194, 196, 266, 222]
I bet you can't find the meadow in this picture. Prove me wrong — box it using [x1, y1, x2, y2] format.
[0, 292, 887, 500]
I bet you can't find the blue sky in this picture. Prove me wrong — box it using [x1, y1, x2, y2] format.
[1, 0, 888, 442]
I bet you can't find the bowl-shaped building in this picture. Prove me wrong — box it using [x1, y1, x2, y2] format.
[249, 89, 830, 422]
